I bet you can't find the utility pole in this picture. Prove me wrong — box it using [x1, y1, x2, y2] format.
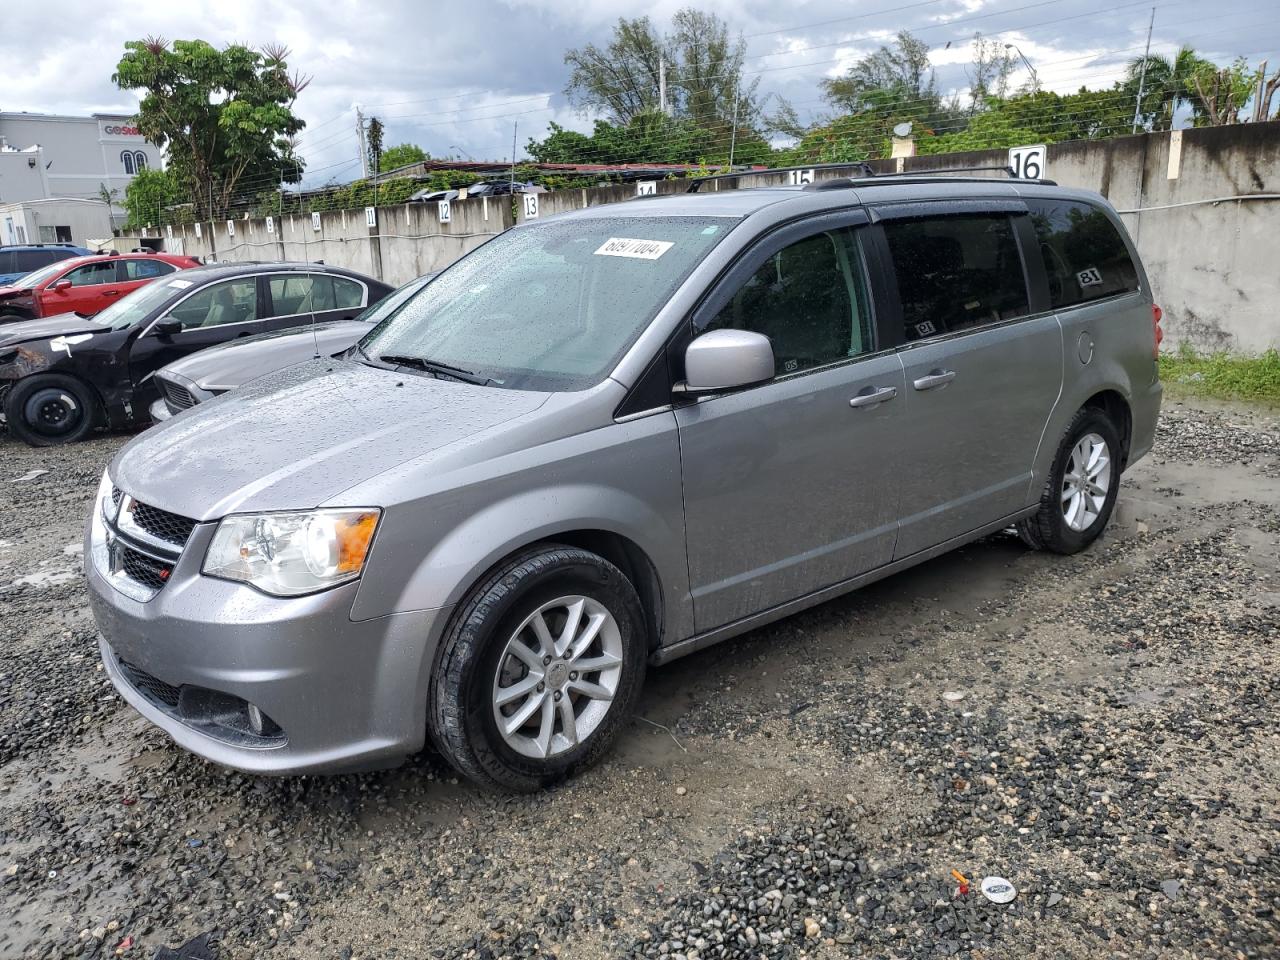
[355, 105, 369, 179]
[510, 121, 518, 191]
[659, 55, 668, 116]
[727, 92, 739, 169]
[1131, 8, 1156, 134]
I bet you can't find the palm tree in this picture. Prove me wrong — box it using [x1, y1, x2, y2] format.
[1125, 46, 1205, 130]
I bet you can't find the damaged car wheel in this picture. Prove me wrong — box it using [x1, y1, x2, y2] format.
[5, 374, 99, 446]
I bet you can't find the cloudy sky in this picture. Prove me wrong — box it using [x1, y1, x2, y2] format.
[2, 0, 1276, 186]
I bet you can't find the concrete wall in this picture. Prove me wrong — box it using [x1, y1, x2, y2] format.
[158, 195, 514, 287]
[152, 121, 1280, 352]
[0, 147, 49, 206]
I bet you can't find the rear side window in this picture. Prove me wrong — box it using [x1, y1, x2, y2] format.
[14, 250, 66, 272]
[883, 215, 1030, 342]
[124, 259, 174, 280]
[1028, 199, 1139, 308]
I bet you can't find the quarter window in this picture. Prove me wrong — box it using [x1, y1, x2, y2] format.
[883, 215, 1030, 342]
[332, 276, 364, 309]
[1027, 199, 1139, 308]
[66, 262, 117, 287]
[169, 279, 259, 329]
[703, 228, 874, 375]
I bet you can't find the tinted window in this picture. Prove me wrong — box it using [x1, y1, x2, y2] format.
[124, 259, 174, 280]
[884, 215, 1030, 342]
[268, 274, 339, 316]
[1028, 199, 1139, 308]
[332, 275, 364, 309]
[170, 279, 259, 328]
[14, 250, 67, 272]
[703, 228, 874, 375]
[66, 262, 117, 287]
[0, 252, 13, 274]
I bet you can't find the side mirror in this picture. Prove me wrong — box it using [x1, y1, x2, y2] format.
[52, 278, 72, 292]
[153, 318, 184, 337]
[677, 329, 775, 395]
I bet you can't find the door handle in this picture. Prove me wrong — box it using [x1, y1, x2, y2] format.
[103, 290, 120, 297]
[912, 368, 956, 391]
[849, 386, 897, 409]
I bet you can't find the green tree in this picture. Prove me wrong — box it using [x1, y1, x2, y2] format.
[379, 143, 428, 171]
[113, 37, 309, 221]
[528, 111, 771, 168]
[366, 116, 384, 175]
[1124, 45, 1207, 130]
[563, 9, 764, 129]
[122, 168, 182, 229]
[822, 31, 936, 114]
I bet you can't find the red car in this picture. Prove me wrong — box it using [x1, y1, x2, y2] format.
[0, 252, 201, 324]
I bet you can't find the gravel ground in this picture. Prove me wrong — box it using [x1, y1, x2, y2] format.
[1, 397, 1278, 960]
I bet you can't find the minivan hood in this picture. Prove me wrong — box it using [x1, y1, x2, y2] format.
[0, 313, 103, 346]
[111, 359, 552, 521]
[159, 320, 368, 390]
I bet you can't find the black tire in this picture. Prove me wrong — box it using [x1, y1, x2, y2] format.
[0, 313, 30, 325]
[428, 544, 648, 792]
[1017, 407, 1122, 554]
[4, 374, 100, 447]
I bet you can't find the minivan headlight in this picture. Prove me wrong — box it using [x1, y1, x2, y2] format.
[203, 509, 380, 597]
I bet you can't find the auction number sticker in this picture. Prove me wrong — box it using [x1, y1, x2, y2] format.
[594, 237, 674, 260]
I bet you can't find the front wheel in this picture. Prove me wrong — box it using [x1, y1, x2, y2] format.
[1017, 407, 1122, 554]
[428, 545, 648, 791]
[4, 374, 100, 447]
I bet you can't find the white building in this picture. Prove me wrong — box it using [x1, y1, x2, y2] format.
[0, 198, 114, 248]
[0, 111, 163, 230]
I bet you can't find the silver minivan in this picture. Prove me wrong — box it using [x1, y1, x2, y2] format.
[86, 173, 1162, 790]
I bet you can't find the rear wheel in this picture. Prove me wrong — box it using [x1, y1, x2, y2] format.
[1017, 407, 1122, 554]
[4, 374, 100, 447]
[0, 313, 29, 325]
[428, 545, 648, 791]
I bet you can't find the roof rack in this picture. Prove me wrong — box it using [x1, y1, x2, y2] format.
[686, 162, 877, 193]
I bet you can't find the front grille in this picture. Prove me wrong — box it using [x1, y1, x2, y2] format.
[159, 379, 196, 412]
[128, 501, 197, 547]
[119, 542, 173, 590]
[118, 659, 181, 709]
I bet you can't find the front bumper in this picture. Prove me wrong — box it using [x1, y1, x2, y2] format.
[86, 517, 452, 775]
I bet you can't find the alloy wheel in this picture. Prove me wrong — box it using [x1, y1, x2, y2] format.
[1061, 432, 1111, 532]
[491, 595, 624, 760]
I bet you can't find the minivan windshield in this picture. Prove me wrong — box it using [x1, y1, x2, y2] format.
[359, 216, 733, 391]
[93, 275, 196, 331]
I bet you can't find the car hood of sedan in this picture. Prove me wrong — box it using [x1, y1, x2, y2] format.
[0, 313, 104, 347]
[158, 320, 369, 390]
[111, 358, 553, 521]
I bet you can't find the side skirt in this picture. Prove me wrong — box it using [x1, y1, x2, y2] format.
[650, 505, 1039, 667]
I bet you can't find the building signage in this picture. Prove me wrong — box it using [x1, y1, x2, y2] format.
[100, 122, 143, 138]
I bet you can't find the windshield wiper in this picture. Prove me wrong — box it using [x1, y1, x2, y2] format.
[375, 354, 492, 385]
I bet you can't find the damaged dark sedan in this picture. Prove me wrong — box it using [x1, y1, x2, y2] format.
[0, 262, 392, 446]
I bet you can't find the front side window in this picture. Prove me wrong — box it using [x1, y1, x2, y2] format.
[361, 216, 733, 391]
[169, 278, 259, 329]
[1028, 199, 1139, 309]
[66, 262, 117, 287]
[702, 227, 874, 376]
[124, 259, 173, 280]
[884, 214, 1030, 342]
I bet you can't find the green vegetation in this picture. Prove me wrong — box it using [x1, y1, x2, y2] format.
[1160, 346, 1280, 404]
[380, 143, 428, 171]
[113, 37, 307, 221]
[122, 169, 189, 230]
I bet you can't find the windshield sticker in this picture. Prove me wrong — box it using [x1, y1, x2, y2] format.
[593, 238, 674, 260]
[50, 333, 93, 357]
[168, 278, 194, 289]
[701, 226, 720, 235]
